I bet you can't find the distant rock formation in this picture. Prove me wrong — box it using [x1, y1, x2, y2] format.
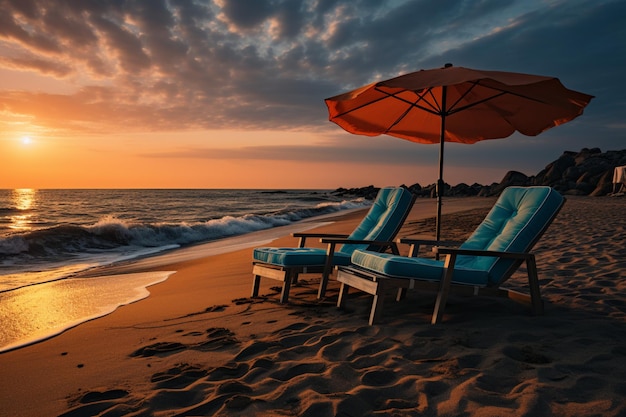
[334, 148, 626, 199]
[494, 148, 626, 197]
[332, 185, 380, 200]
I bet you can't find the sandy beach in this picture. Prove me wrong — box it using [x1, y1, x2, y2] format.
[0, 196, 624, 417]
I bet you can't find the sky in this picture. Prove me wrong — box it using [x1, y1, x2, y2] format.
[0, 0, 624, 189]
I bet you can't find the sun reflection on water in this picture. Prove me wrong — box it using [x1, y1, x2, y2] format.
[10, 188, 37, 232]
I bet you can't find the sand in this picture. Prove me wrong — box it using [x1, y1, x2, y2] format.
[0, 196, 625, 417]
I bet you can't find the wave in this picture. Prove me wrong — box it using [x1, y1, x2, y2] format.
[0, 198, 370, 261]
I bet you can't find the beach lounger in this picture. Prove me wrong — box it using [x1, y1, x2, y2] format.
[336, 186, 564, 325]
[252, 187, 416, 303]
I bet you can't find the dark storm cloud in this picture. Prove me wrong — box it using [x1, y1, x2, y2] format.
[0, 0, 623, 162]
[218, 0, 272, 29]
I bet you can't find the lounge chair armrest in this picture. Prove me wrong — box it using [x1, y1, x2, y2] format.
[292, 232, 349, 247]
[399, 238, 462, 257]
[293, 232, 349, 238]
[320, 238, 400, 255]
[434, 247, 531, 260]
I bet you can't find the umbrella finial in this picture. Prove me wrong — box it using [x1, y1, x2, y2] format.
[444, 63, 453, 68]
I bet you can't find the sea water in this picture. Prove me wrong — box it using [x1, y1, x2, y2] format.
[0, 189, 370, 351]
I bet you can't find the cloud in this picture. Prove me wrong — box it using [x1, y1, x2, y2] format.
[137, 138, 438, 167]
[0, 0, 622, 157]
[0, 54, 73, 77]
[218, 0, 274, 29]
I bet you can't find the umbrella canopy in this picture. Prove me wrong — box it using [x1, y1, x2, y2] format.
[325, 64, 593, 241]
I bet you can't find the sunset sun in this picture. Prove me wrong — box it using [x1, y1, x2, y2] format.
[20, 136, 32, 145]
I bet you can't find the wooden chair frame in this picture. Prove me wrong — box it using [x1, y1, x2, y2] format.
[336, 193, 564, 325]
[252, 233, 399, 303]
[337, 245, 541, 325]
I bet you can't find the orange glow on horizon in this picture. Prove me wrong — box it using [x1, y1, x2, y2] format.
[0, 127, 506, 189]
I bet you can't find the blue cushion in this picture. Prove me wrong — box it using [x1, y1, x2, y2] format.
[253, 247, 352, 267]
[458, 186, 563, 284]
[349, 187, 563, 286]
[351, 249, 490, 285]
[253, 187, 414, 267]
[339, 187, 415, 256]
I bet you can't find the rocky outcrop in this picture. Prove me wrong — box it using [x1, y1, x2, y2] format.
[337, 148, 626, 199]
[332, 185, 380, 199]
[497, 148, 625, 196]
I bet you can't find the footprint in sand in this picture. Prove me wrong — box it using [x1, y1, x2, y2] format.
[151, 363, 208, 389]
[59, 389, 131, 417]
[197, 327, 239, 351]
[206, 362, 250, 381]
[217, 380, 253, 395]
[182, 330, 204, 336]
[268, 362, 326, 381]
[361, 369, 397, 386]
[502, 345, 552, 364]
[130, 341, 186, 357]
[130, 328, 240, 358]
[78, 389, 130, 403]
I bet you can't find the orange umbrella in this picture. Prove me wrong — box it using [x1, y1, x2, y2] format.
[325, 63, 593, 241]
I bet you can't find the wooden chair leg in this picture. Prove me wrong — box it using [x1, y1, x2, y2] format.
[431, 254, 456, 324]
[279, 270, 293, 304]
[318, 271, 330, 299]
[337, 282, 349, 308]
[396, 288, 407, 301]
[369, 292, 385, 325]
[252, 274, 261, 298]
[526, 254, 544, 315]
[318, 244, 336, 299]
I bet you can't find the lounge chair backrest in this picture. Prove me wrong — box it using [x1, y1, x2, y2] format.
[338, 187, 415, 256]
[457, 186, 564, 285]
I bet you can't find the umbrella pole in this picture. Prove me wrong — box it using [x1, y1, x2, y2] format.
[436, 86, 447, 247]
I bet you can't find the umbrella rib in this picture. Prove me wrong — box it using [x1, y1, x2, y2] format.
[426, 88, 443, 113]
[375, 87, 442, 116]
[384, 101, 415, 133]
[330, 95, 391, 119]
[448, 80, 554, 115]
[331, 78, 562, 124]
[448, 91, 507, 115]
[473, 80, 555, 104]
[332, 86, 446, 120]
[447, 82, 479, 113]
[382, 88, 443, 133]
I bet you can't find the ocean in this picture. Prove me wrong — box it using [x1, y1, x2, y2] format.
[0, 189, 370, 352]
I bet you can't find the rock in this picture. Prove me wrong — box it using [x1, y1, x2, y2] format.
[449, 183, 480, 196]
[590, 170, 615, 196]
[534, 152, 576, 185]
[488, 171, 530, 196]
[332, 185, 380, 199]
[336, 148, 626, 198]
[529, 148, 626, 196]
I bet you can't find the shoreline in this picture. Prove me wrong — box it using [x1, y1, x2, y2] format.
[1, 196, 624, 416]
[0, 271, 175, 354]
[0, 207, 351, 353]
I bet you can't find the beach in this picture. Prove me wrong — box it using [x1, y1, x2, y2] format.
[0, 196, 624, 416]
